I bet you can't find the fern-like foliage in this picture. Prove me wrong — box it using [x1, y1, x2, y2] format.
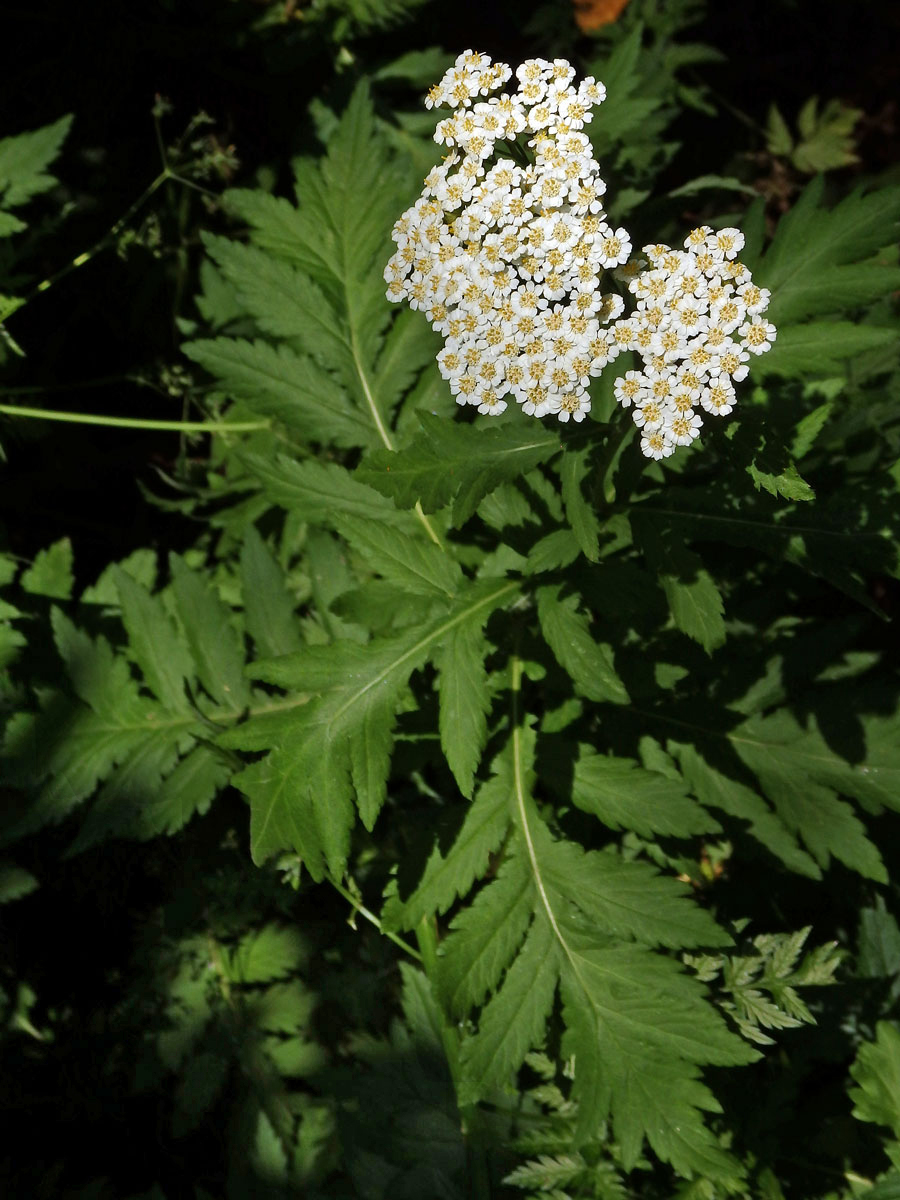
[685, 926, 841, 1046]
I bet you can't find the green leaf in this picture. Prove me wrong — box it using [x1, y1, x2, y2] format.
[115, 569, 195, 712]
[0, 212, 26, 237]
[170, 554, 251, 711]
[183, 337, 378, 448]
[674, 742, 822, 878]
[383, 763, 511, 930]
[223, 186, 336, 282]
[732, 709, 887, 882]
[335, 515, 463, 598]
[560, 445, 600, 562]
[201, 233, 348, 363]
[636, 521, 726, 653]
[21, 537, 74, 599]
[559, 934, 753, 1177]
[536, 584, 629, 705]
[357, 412, 561, 526]
[0, 860, 38, 903]
[532, 826, 729, 950]
[849, 1022, 900, 1166]
[239, 453, 415, 529]
[858, 898, 900, 979]
[747, 460, 815, 502]
[133, 745, 230, 838]
[458, 908, 559, 1101]
[0, 114, 73, 207]
[668, 174, 758, 198]
[240, 527, 303, 659]
[436, 852, 534, 1018]
[446, 712, 753, 1181]
[226, 925, 309, 983]
[524, 528, 581, 575]
[433, 605, 493, 797]
[765, 104, 794, 157]
[572, 750, 721, 839]
[757, 322, 898, 378]
[231, 580, 518, 874]
[761, 179, 900, 323]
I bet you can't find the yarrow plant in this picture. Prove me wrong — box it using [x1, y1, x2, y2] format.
[385, 50, 776, 456]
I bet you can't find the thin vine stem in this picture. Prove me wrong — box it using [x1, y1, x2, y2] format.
[0, 403, 269, 434]
[328, 876, 423, 964]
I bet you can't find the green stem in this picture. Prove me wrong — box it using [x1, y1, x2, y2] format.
[415, 916, 462, 1080]
[0, 403, 269, 434]
[415, 916, 492, 1198]
[594, 409, 635, 508]
[328, 876, 423, 964]
[10, 166, 215, 318]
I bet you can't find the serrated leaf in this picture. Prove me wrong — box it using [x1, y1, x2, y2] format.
[458, 908, 559, 1100]
[239, 452, 415, 529]
[115, 569, 195, 712]
[747, 460, 815, 502]
[357, 412, 561, 526]
[732, 710, 887, 881]
[201, 234, 348, 364]
[170, 554, 251, 711]
[21, 537, 74, 599]
[765, 104, 794, 157]
[669, 174, 757, 198]
[849, 1022, 900, 1152]
[532, 824, 729, 949]
[240, 527, 303, 659]
[183, 337, 378, 448]
[762, 180, 900, 324]
[0, 212, 26, 237]
[560, 445, 600, 561]
[263, 1035, 328, 1077]
[250, 979, 315, 1034]
[436, 852, 534, 1017]
[434, 606, 493, 797]
[672, 742, 820, 876]
[232, 580, 517, 874]
[525, 528, 581, 575]
[757, 322, 897, 378]
[383, 766, 511, 930]
[536, 584, 629, 705]
[0, 114, 72, 207]
[636, 522, 725, 653]
[335, 514, 463, 598]
[858, 898, 900, 979]
[223, 186, 335, 283]
[134, 745, 230, 838]
[65, 722, 187, 855]
[226, 925, 309, 983]
[791, 401, 833, 459]
[572, 750, 721, 839]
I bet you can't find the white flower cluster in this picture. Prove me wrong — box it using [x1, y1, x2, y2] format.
[384, 51, 630, 423]
[612, 228, 776, 458]
[384, 52, 776, 458]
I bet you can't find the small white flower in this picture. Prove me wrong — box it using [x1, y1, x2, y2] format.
[665, 408, 703, 446]
[640, 429, 675, 460]
[739, 318, 777, 354]
[700, 378, 737, 416]
[614, 370, 647, 408]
